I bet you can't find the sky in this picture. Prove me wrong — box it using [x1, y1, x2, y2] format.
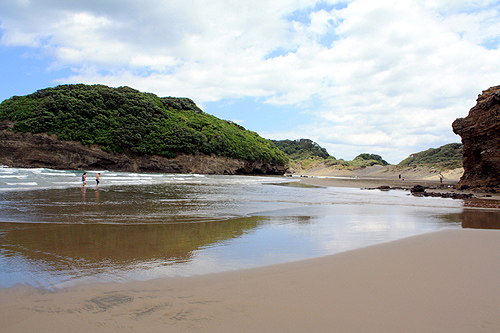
[1, 0, 500, 164]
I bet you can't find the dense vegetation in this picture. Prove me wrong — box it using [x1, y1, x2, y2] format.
[0, 84, 287, 166]
[398, 143, 463, 170]
[353, 153, 389, 166]
[271, 139, 331, 159]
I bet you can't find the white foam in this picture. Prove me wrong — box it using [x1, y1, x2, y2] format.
[25, 168, 46, 174]
[109, 180, 151, 184]
[39, 172, 77, 176]
[102, 176, 153, 180]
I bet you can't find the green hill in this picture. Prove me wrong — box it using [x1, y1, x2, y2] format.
[0, 84, 287, 166]
[353, 153, 389, 166]
[271, 139, 332, 160]
[398, 143, 463, 170]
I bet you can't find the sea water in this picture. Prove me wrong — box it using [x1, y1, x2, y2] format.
[0, 166, 472, 289]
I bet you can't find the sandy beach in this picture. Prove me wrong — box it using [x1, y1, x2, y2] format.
[1, 229, 499, 332]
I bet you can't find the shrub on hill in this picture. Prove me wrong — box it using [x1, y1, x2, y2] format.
[0, 84, 287, 166]
[271, 139, 332, 160]
[353, 153, 389, 166]
[398, 143, 463, 170]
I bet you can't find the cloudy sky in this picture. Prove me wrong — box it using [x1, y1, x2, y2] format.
[1, 0, 500, 163]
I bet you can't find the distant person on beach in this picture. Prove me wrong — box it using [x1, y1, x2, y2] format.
[399, 174, 401, 180]
[96, 173, 100, 186]
[82, 172, 87, 186]
[438, 172, 444, 184]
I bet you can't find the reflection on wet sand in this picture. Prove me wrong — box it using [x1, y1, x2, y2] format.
[462, 199, 500, 229]
[0, 216, 264, 272]
[461, 210, 500, 229]
[441, 199, 500, 229]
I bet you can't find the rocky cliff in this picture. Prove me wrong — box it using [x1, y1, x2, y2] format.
[452, 85, 500, 191]
[0, 122, 287, 175]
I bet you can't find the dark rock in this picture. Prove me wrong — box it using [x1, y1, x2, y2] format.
[410, 185, 426, 193]
[409, 184, 473, 199]
[410, 185, 473, 199]
[453, 86, 500, 190]
[420, 192, 473, 199]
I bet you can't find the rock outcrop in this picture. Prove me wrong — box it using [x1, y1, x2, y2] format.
[0, 123, 287, 175]
[452, 85, 500, 191]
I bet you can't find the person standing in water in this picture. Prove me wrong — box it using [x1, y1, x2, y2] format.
[82, 172, 87, 186]
[96, 173, 100, 186]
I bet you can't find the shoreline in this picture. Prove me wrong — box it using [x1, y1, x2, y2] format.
[1, 229, 499, 331]
[296, 174, 500, 201]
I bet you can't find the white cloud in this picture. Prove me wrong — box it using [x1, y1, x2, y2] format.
[1, 0, 499, 163]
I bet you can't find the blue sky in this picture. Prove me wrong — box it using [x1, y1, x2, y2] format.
[1, 0, 500, 163]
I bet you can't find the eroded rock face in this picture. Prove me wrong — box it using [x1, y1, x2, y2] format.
[452, 85, 500, 191]
[0, 124, 287, 175]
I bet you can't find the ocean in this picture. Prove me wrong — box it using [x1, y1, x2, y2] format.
[0, 167, 466, 289]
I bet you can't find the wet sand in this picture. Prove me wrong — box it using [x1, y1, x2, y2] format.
[1, 229, 499, 332]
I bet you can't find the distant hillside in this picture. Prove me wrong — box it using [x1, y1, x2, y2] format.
[272, 139, 389, 173]
[353, 153, 389, 166]
[398, 143, 463, 170]
[271, 139, 331, 160]
[0, 84, 287, 167]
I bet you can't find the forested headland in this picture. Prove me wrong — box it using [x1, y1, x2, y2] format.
[0, 84, 287, 167]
